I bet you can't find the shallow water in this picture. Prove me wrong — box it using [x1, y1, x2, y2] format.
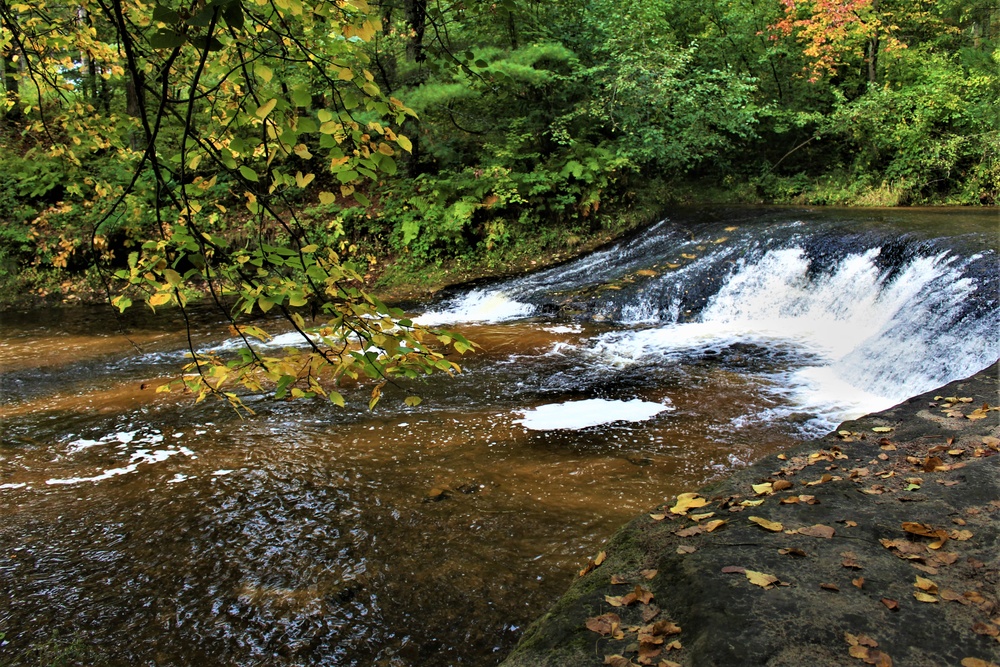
[1, 206, 997, 665]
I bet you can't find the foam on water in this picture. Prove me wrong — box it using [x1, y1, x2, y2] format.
[415, 289, 536, 325]
[514, 398, 674, 431]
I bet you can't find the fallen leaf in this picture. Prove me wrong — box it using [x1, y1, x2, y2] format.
[872, 426, 894, 433]
[675, 525, 704, 538]
[610, 574, 628, 585]
[641, 569, 658, 580]
[940, 589, 964, 602]
[749, 516, 784, 532]
[676, 545, 697, 555]
[881, 598, 899, 610]
[779, 547, 809, 557]
[603, 655, 630, 667]
[638, 620, 682, 642]
[721, 565, 746, 574]
[633, 585, 655, 604]
[913, 592, 938, 603]
[805, 474, 835, 486]
[914, 576, 938, 594]
[745, 570, 780, 589]
[852, 577, 865, 589]
[587, 613, 622, 636]
[961, 659, 1000, 667]
[772, 479, 794, 491]
[658, 661, 682, 667]
[642, 604, 661, 622]
[797, 524, 836, 539]
[740, 498, 766, 507]
[670, 493, 708, 515]
[752, 482, 774, 495]
[849, 645, 869, 659]
[820, 582, 840, 592]
[689, 512, 716, 522]
[580, 551, 608, 577]
[649, 513, 666, 521]
[950, 529, 973, 541]
[973, 623, 1000, 637]
[704, 519, 727, 532]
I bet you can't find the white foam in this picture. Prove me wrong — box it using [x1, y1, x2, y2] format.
[415, 289, 535, 325]
[514, 398, 674, 431]
[0, 482, 27, 489]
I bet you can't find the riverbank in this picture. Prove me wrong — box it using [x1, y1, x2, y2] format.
[501, 362, 1000, 667]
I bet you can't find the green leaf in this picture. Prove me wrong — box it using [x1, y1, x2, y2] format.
[152, 5, 181, 23]
[404, 396, 422, 407]
[258, 296, 275, 313]
[222, 1, 244, 29]
[396, 135, 413, 153]
[337, 169, 359, 183]
[149, 29, 186, 49]
[239, 165, 259, 182]
[329, 391, 345, 407]
[353, 191, 371, 207]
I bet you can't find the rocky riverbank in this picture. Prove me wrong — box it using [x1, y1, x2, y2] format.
[501, 363, 1000, 667]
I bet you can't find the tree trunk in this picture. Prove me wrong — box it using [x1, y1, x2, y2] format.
[2, 48, 21, 121]
[867, 0, 880, 84]
[404, 0, 427, 63]
[125, 70, 146, 149]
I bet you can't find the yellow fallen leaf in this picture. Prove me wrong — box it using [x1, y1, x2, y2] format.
[872, 426, 894, 433]
[913, 591, 938, 603]
[704, 519, 727, 532]
[752, 482, 774, 495]
[741, 498, 766, 507]
[961, 659, 1000, 667]
[670, 493, 708, 515]
[749, 516, 783, 532]
[745, 570, 780, 589]
[914, 576, 938, 593]
[689, 512, 716, 521]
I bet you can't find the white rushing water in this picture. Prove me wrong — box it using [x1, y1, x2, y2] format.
[423, 234, 998, 431]
[514, 398, 674, 430]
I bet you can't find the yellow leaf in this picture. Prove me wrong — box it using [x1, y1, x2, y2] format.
[294, 144, 313, 159]
[295, 171, 315, 188]
[752, 482, 773, 495]
[704, 519, 727, 532]
[256, 98, 277, 118]
[914, 576, 938, 594]
[745, 570, 779, 589]
[670, 493, 708, 515]
[749, 516, 783, 532]
[148, 292, 171, 307]
[319, 191, 336, 205]
[872, 426, 894, 433]
[396, 134, 413, 153]
[913, 591, 938, 603]
[338, 67, 354, 81]
[255, 64, 273, 82]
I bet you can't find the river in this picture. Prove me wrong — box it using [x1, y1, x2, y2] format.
[1, 206, 997, 665]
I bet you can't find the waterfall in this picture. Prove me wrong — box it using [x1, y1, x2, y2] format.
[417, 210, 999, 429]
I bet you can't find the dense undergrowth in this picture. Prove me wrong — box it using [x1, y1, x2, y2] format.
[1, 0, 997, 310]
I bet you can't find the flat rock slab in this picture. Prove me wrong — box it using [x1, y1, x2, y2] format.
[502, 363, 1000, 667]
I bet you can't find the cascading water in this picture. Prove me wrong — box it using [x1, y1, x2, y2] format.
[419, 208, 999, 433]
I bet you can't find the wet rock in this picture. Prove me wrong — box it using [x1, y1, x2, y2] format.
[501, 363, 1000, 667]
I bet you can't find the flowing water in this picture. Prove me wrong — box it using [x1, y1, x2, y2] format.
[1, 207, 997, 666]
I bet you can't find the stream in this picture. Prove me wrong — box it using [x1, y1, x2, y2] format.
[1, 206, 997, 666]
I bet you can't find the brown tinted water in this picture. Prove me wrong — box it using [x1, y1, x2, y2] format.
[0, 310, 796, 666]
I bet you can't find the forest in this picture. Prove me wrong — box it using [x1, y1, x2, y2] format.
[0, 0, 997, 404]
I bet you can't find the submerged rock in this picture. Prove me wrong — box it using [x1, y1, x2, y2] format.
[501, 363, 1000, 667]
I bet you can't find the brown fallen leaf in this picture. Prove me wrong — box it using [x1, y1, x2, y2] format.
[961, 659, 1000, 667]
[649, 513, 666, 521]
[638, 643, 662, 664]
[603, 655, 630, 667]
[853, 577, 865, 589]
[772, 479, 794, 491]
[675, 525, 704, 538]
[950, 529, 973, 541]
[638, 620, 682, 642]
[610, 574, 628, 585]
[845, 633, 879, 648]
[779, 547, 808, 557]
[973, 622, 1000, 637]
[798, 524, 836, 539]
[587, 613, 623, 637]
[805, 473, 835, 486]
[641, 604, 661, 622]
[820, 582, 840, 592]
[721, 565, 746, 574]
[579, 550, 608, 577]
[940, 589, 965, 603]
[676, 545, 697, 555]
[881, 598, 899, 611]
[658, 661, 682, 667]
[749, 516, 784, 532]
[641, 569, 658, 580]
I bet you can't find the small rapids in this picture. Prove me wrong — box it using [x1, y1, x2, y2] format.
[421, 208, 998, 433]
[0, 207, 997, 666]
